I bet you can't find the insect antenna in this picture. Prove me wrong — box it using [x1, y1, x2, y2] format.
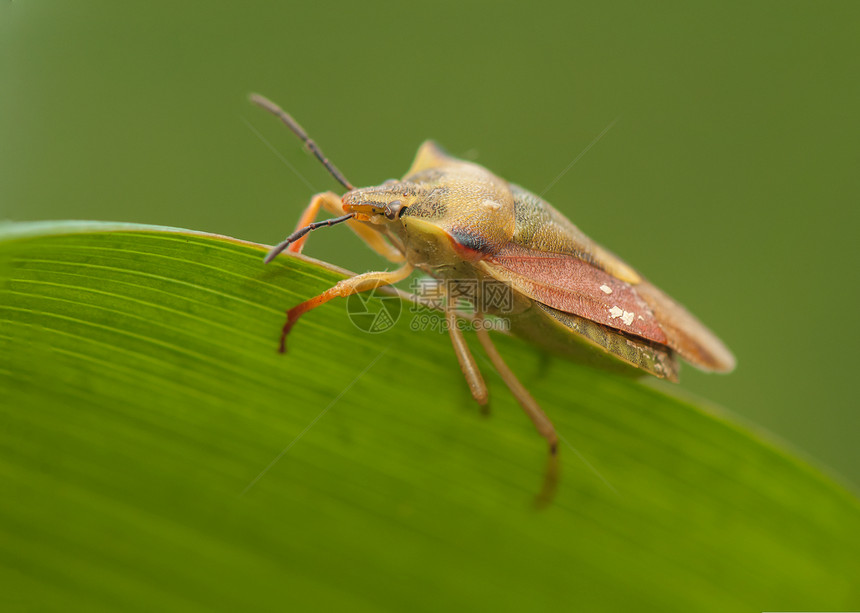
[249, 93, 355, 191]
[264, 213, 356, 264]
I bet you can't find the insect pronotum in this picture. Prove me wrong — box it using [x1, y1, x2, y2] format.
[251, 93, 735, 505]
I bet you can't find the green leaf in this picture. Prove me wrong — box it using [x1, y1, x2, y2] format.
[1, 221, 858, 612]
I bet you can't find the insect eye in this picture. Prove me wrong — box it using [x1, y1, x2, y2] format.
[384, 200, 404, 220]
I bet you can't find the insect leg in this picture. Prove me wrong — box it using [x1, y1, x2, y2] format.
[343, 220, 406, 264]
[474, 313, 559, 506]
[285, 192, 330, 254]
[279, 263, 414, 352]
[445, 301, 489, 407]
[287, 191, 405, 263]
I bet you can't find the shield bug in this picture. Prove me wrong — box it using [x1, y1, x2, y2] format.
[251, 94, 735, 504]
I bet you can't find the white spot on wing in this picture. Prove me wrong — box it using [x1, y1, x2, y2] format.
[609, 306, 635, 326]
[600, 284, 613, 295]
[482, 199, 501, 211]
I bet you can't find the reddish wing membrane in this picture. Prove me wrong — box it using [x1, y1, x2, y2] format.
[483, 243, 667, 342]
[481, 242, 735, 373]
[631, 280, 736, 373]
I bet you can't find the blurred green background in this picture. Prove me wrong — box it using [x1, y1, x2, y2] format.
[1, 0, 857, 485]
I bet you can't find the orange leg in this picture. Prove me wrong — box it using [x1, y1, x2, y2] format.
[280, 263, 414, 352]
[286, 193, 328, 254]
[474, 313, 559, 507]
[286, 191, 405, 263]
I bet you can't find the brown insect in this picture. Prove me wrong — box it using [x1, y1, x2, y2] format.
[251, 94, 735, 503]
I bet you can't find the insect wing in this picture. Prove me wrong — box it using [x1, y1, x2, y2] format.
[481, 243, 667, 343]
[480, 243, 734, 373]
[528, 302, 680, 381]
